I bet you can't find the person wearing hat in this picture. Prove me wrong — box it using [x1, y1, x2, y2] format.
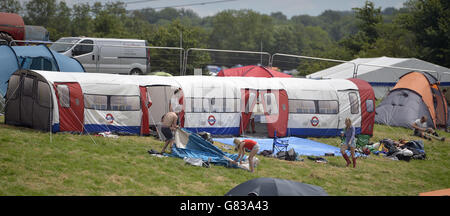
[233, 138, 260, 172]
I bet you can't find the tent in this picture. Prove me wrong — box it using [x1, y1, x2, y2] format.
[306, 57, 450, 99]
[171, 128, 244, 168]
[225, 178, 328, 196]
[375, 72, 448, 129]
[217, 65, 292, 78]
[0, 45, 85, 99]
[5, 70, 375, 138]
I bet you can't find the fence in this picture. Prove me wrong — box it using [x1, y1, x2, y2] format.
[5, 40, 448, 79]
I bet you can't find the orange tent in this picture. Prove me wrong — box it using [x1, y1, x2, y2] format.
[375, 71, 448, 129]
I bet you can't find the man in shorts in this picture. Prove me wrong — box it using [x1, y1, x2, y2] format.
[412, 116, 435, 140]
[160, 111, 178, 154]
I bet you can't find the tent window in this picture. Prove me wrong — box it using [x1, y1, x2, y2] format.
[84, 94, 107, 110]
[203, 98, 211, 112]
[245, 92, 257, 113]
[349, 92, 359, 114]
[318, 100, 338, 114]
[23, 77, 34, 97]
[7, 75, 20, 100]
[192, 98, 202, 113]
[56, 85, 70, 108]
[37, 81, 51, 107]
[225, 98, 236, 112]
[264, 93, 278, 115]
[211, 97, 223, 113]
[111, 96, 140, 111]
[289, 100, 315, 114]
[366, 99, 374, 113]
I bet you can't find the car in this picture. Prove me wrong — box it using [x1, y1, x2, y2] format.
[50, 37, 150, 75]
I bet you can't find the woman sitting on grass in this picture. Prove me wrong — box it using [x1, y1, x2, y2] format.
[233, 138, 260, 173]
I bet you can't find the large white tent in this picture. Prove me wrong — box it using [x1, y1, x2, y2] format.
[306, 56, 450, 99]
[5, 69, 376, 137]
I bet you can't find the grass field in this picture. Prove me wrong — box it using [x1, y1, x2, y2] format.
[0, 115, 448, 196]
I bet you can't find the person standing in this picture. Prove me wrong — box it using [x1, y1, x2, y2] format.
[340, 118, 356, 168]
[233, 138, 260, 172]
[160, 111, 178, 154]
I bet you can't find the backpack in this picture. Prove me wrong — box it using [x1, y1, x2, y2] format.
[276, 151, 287, 160]
[286, 148, 297, 161]
[276, 149, 297, 161]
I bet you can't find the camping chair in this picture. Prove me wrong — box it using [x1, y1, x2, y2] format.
[272, 130, 289, 154]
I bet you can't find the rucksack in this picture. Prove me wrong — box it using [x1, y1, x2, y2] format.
[286, 148, 297, 161]
[276, 151, 287, 160]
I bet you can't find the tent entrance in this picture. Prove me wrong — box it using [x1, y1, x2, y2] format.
[54, 82, 84, 132]
[145, 85, 183, 130]
[240, 89, 288, 137]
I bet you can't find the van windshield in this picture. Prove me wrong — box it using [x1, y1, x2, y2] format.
[50, 38, 80, 53]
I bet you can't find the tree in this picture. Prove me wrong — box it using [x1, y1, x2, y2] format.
[71, 3, 93, 37]
[24, 0, 57, 26]
[148, 20, 210, 75]
[398, 0, 450, 67]
[47, 1, 72, 40]
[352, 0, 382, 43]
[0, 0, 22, 13]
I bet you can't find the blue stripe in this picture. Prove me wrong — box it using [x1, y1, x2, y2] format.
[288, 127, 361, 137]
[184, 127, 240, 135]
[368, 82, 396, 87]
[52, 123, 140, 134]
[84, 124, 140, 134]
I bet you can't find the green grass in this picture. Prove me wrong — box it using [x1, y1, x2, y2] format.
[0, 115, 448, 196]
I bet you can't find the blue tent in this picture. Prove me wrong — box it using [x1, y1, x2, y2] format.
[0, 45, 84, 99]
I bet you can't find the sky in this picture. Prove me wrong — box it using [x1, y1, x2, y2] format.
[21, 0, 409, 17]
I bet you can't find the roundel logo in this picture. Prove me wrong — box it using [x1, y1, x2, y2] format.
[208, 115, 216, 126]
[106, 113, 114, 124]
[310, 116, 319, 127]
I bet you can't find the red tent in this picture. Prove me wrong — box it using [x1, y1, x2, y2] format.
[217, 65, 292, 78]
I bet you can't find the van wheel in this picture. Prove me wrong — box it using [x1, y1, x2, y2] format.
[0, 33, 16, 46]
[130, 68, 142, 75]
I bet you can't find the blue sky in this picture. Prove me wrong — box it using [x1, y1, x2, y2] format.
[22, 0, 409, 17]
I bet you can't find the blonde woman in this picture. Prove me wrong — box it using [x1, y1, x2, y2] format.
[233, 138, 260, 172]
[340, 118, 356, 168]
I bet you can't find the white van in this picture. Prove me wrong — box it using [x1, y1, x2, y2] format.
[50, 37, 150, 75]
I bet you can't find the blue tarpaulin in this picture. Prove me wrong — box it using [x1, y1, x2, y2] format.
[170, 129, 245, 168]
[214, 137, 357, 157]
[0, 45, 84, 99]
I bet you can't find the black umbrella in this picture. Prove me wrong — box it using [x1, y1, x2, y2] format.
[225, 177, 328, 196]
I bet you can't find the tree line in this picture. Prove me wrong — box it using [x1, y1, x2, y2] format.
[1, 0, 448, 75]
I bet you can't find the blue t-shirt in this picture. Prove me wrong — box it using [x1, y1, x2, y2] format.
[344, 126, 355, 144]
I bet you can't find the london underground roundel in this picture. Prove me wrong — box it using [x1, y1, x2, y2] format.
[311, 116, 319, 127]
[208, 115, 216, 126]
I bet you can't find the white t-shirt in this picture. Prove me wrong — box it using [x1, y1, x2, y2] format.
[414, 119, 427, 129]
